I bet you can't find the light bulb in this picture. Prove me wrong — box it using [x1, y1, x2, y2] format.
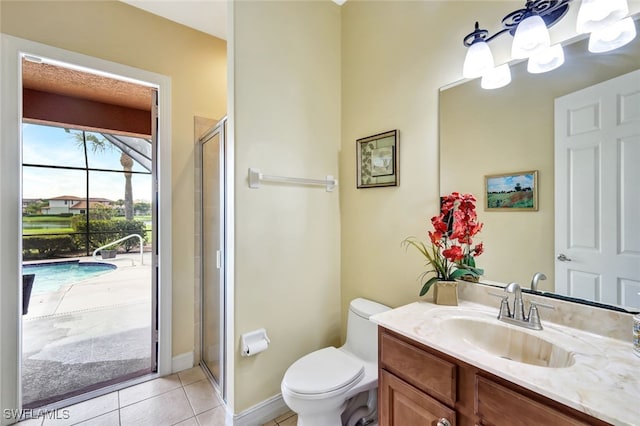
[481, 64, 511, 90]
[576, 0, 629, 34]
[463, 41, 495, 79]
[588, 17, 637, 53]
[512, 15, 551, 59]
[527, 44, 565, 74]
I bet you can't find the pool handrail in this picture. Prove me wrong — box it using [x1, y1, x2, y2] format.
[92, 234, 144, 265]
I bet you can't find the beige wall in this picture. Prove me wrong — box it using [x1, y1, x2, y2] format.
[231, 0, 341, 412]
[0, 0, 227, 358]
[340, 1, 510, 320]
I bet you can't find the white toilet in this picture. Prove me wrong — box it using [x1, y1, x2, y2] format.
[281, 298, 390, 426]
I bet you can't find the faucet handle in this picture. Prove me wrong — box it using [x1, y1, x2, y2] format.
[527, 304, 543, 330]
[498, 297, 511, 320]
[527, 301, 554, 330]
[489, 293, 511, 319]
[529, 300, 555, 310]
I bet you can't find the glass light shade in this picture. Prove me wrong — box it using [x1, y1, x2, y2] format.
[512, 15, 551, 59]
[481, 64, 511, 90]
[463, 41, 495, 79]
[576, 0, 629, 34]
[588, 17, 637, 53]
[527, 44, 565, 74]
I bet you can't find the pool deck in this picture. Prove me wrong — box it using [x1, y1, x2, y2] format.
[22, 253, 153, 407]
[24, 253, 151, 319]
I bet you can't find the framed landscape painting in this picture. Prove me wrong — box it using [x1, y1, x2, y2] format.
[485, 170, 538, 211]
[356, 130, 399, 188]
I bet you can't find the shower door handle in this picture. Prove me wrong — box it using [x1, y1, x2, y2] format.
[216, 250, 221, 269]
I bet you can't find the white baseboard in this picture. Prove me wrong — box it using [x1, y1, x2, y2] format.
[233, 393, 290, 426]
[171, 351, 194, 373]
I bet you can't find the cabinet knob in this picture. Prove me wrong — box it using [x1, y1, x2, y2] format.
[437, 418, 452, 426]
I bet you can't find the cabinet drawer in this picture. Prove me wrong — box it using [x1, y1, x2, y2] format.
[380, 331, 456, 406]
[476, 376, 589, 426]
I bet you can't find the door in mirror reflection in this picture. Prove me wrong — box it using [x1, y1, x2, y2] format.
[555, 70, 640, 309]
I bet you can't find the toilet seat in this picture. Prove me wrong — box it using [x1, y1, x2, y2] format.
[282, 347, 364, 397]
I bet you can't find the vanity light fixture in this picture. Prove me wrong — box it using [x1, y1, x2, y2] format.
[511, 13, 551, 59]
[481, 64, 512, 90]
[463, 0, 636, 89]
[588, 16, 637, 52]
[462, 25, 495, 79]
[576, 0, 629, 33]
[527, 43, 565, 73]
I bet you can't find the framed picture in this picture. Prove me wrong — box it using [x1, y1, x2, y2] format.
[485, 170, 538, 211]
[356, 130, 399, 188]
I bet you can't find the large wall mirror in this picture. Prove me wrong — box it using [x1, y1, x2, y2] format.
[440, 17, 640, 311]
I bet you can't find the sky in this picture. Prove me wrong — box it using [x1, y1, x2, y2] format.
[487, 173, 535, 193]
[22, 123, 152, 202]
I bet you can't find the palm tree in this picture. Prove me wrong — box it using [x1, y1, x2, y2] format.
[70, 131, 134, 219]
[120, 153, 134, 220]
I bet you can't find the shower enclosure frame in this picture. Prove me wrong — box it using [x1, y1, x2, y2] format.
[198, 117, 227, 401]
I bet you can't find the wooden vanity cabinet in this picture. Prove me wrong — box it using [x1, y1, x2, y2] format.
[378, 327, 609, 426]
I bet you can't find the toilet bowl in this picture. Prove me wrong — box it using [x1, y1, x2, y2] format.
[281, 298, 390, 426]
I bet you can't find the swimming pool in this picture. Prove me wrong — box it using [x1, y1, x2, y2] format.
[23, 261, 117, 294]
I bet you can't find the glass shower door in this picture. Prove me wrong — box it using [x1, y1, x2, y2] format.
[200, 120, 225, 392]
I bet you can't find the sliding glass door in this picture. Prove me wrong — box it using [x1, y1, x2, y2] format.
[21, 123, 156, 408]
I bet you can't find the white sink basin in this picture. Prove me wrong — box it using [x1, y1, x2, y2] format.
[438, 316, 575, 368]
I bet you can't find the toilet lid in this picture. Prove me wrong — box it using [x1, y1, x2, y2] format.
[283, 347, 364, 395]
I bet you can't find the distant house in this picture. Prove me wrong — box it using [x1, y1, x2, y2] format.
[22, 198, 42, 214]
[42, 195, 114, 215]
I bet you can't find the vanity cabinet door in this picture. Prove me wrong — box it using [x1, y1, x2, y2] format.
[475, 376, 595, 426]
[380, 369, 456, 426]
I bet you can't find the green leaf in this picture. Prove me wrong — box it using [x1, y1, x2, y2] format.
[471, 267, 484, 275]
[449, 268, 472, 279]
[420, 276, 440, 296]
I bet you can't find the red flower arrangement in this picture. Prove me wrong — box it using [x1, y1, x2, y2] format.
[403, 192, 484, 296]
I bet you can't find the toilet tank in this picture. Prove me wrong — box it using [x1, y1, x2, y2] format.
[343, 298, 391, 363]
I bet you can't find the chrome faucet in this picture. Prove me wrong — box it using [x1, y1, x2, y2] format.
[530, 272, 547, 292]
[491, 282, 554, 330]
[506, 282, 525, 321]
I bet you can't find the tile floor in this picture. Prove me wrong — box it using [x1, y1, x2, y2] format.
[14, 366, 298, 426]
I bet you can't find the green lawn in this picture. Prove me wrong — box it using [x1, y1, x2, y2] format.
[22, 215, 152, 236]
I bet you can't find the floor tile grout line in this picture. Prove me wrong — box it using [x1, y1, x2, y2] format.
[68, 407, 119, 426]
[179, 386, 198, 422]
[182, 384, 199, 419]
[117, 378, 183, 409]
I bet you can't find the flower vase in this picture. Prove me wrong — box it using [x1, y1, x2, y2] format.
[435, 281, 458, 306]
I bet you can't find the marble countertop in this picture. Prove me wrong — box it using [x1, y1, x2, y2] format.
[371, 301, 640, 426]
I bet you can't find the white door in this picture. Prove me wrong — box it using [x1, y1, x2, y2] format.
[555, 69, 640, 309]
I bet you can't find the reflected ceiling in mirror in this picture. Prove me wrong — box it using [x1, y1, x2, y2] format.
[439, 18, 640, 312]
